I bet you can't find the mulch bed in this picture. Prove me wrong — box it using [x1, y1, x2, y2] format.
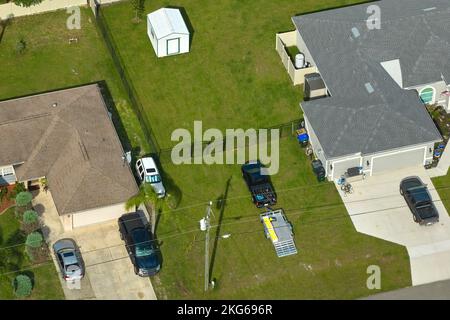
[0, 184, 16, 214]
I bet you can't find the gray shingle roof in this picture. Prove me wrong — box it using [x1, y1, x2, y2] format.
[0, 84, 138, 215]
[293, 0, 448, 159]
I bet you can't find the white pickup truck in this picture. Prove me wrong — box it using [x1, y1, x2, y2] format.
[136, 157, 166, 198]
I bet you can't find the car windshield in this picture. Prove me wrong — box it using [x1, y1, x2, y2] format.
[135, 244, 153, 257]
[145, 174, 161, 184]
[131, 229, 153, 257]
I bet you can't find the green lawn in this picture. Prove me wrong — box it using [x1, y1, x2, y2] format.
[0, 209, 64, 299]
[0, 8, 149, 153]
[102, 0, 411, 299]
[432, 171, 450, 216]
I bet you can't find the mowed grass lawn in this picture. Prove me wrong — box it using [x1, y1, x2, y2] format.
[103, 0, 411, 299]
[0, 209, 64, 300]
[432, 171, 450, 216]
[0, 8, 148, 153]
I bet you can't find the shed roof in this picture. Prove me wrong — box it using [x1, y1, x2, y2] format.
[293, 0, 448, 159]
[0, 84, 138, 215]
[147, 8, 189, 39]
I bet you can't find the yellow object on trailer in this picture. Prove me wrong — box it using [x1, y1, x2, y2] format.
[262, 216, 279, 242]
[260, 209, 297, 258]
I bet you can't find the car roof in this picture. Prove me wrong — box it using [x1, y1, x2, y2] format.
[119, 212, 146, 232]
[140, 157, 159, 174]
[53, 238, 76, 252]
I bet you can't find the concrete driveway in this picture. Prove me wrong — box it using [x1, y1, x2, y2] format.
[336, 166, 450, 286]
[67, 221, 157, 300]
[35, 191, 157, 300]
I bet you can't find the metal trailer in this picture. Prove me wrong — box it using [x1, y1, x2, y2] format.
[260, 209, 297, 257]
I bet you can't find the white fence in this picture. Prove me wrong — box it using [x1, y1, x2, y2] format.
[275, 31, 317, 86]
[0, 0, 122, 20]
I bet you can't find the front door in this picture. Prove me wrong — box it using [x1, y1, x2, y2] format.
[167, 38, 180, 55]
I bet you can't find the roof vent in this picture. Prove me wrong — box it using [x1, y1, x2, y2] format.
[365, 83, 375, 94]
[351, 27, 360, 39]
[51, 102, 58, 107]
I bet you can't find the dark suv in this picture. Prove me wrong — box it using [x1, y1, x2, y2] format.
[400, 177, 439, 226]
[118, 212, 161, 276]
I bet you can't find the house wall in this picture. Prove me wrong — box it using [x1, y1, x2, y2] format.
[147, 18, 158, 56]
[323, 142, 436, 181]
[65, 202, 133, 230]
[303, 115, 328, 173]
[407, 80, 448, 107]
[0, 165, 16, 186]
[155, 33, 189, 58]
[329, 155, 362, 180]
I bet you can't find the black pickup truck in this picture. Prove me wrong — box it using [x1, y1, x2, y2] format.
[118, 212, 161, 276]
[400, 177, 439, 226]
[242, 161, 277, 208]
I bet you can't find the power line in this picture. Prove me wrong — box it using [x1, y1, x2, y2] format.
[1, 194, 449, 278]
[1, 183, 450, 252]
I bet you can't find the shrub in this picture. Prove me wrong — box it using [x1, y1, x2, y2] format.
[22, 210, 40, 233]
[26, 232, 43, 248]
[15, 38, 26, 55]
[15, 191, 32, 207]
[12, 275, 33, 298]
[0, 186, 8, 202]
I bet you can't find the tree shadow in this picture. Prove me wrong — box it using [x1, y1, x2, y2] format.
[0, 15, 13, 44]
[166, 6, 195, 50]
[208, 176, 232, 284]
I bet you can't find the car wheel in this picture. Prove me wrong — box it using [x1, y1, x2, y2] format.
[119, 232, 124, 240]
[400, 188, 403, 195]
[413, 215, 418, 223]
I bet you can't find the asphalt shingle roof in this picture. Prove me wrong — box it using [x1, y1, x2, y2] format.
[293, 0, 448, 158]
[0, 84, 138, 215]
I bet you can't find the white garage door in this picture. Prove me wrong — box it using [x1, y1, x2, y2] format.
[167, 38, 180, 55]
[72, 203, 127, 229]
[372, 148, 425, 175]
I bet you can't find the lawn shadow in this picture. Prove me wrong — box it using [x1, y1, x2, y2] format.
[166, 6, 195, 50]
[208, 176, 232, 285]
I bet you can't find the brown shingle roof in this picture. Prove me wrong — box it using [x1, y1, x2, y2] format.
[0, 84, 138, 215]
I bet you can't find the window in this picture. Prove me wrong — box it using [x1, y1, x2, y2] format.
[419, 87, 435, 104]
[0, 166, 14, 177]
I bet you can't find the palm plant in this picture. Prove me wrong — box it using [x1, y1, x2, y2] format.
[125, 183, 159, 212]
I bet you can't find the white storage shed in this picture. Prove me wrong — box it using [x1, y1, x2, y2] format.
[147, 8, 190, 58]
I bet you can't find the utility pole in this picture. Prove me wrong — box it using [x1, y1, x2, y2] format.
[201, 201, 213, 292]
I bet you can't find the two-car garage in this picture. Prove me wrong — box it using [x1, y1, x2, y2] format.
[329, 144, 434, 180]
[370, 146, 430, 175]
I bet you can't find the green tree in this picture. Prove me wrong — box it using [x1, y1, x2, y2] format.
[25, 231, 43, 249]
[15, 191, 32, 207]
[12, 274, 33, 298]
[22, 210, 40, 233]
[125, 183, 159, 212]
[131, 0, 145, 22]
[12, 0, 43, 8]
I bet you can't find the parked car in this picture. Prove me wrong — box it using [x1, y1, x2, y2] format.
[400, 176, 439, 226]
[311, 159, 326, 182]
[241, 160, 276, 208]
[118, 212, 161, 276]
[53, 239, 84, 281]
[136, 157, 166, 198]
